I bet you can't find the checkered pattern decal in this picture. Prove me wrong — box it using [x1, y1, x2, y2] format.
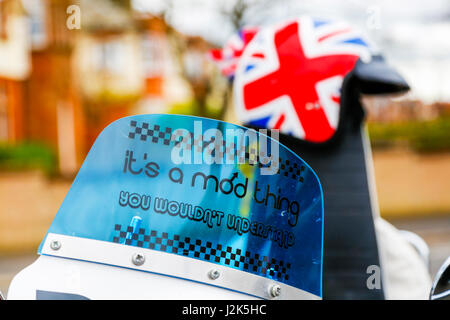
[113, 224, 291, 281]
[128, 120, 305, 183]
[128, 120, 172, 145]
[279, 158, 305, 183]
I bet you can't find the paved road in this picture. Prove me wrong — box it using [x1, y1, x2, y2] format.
[388, 216, 450, 277]
[0, 216, 448, 298]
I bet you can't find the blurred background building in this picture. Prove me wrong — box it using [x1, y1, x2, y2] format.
[0, 0, 222, 177]
[0, 0, 448, 294]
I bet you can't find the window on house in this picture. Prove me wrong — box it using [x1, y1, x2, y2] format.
[22, 0, 48, 49]
[142, 33, 164, 78]
[92, 39, 127, 75]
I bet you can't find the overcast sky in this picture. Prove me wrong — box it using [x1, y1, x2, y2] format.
[132, 0, 450, 103]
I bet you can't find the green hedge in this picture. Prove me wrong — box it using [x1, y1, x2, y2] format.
[168, 100, 222, 119]
[368, 116, 450, 153]
[0, 142, 57, 175]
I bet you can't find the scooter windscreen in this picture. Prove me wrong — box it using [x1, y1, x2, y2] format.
[8, 114, 323, 300]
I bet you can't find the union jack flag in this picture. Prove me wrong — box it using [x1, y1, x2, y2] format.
[209, 27, 258, 79]
[234, 16, 376, 143]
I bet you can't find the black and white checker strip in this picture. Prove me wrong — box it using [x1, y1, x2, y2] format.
[113, 224, 291, 281]
[128, 120, 172, 145]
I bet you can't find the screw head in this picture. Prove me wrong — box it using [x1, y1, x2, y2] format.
[208, 269, 220, 280]
[131, 253, 145, 266]
[50, 240, 61, 251]
[269, 284, 281, 298]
